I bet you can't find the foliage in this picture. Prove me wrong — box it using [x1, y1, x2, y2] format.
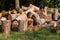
[0, 0, 60, 8]
[0, 0, 60, 12]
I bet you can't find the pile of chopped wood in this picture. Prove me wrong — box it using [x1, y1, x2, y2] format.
[0, 4, 60, 35]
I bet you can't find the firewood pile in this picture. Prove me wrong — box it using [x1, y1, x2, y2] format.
[0, 4, 60, 35]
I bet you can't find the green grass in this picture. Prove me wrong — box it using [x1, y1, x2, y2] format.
[0, 30, 60, 40]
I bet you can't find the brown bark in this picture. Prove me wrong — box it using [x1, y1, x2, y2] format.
[54, 9, 59, 20]
[2, 20, 11, 35]
[15, 0, 20, 12]
[19, 20, 27, 32]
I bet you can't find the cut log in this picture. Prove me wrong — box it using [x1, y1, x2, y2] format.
[1, 17, 7, 21]
[22, 6, 28, 11]
[43, 20, 60, 33]
[47, 21, 57, 30]
[33, 25, 40, 31]
[27, 26, 33, 31]
[0, 13, 2, 17]
[8, 14, 12, 20]
[31, 12, 41, 27]
[47, 8, 55, 14]
[12, 9, 17, 14]
[27, 18, 34, 31]
[43, 23, 56, 32]
[2, 20, 11, 35]
[44, 6, 48, 16]
[25, 4, 39, 14]
[27, 12, 33, 18]
[54, 9, 59, 20]
[44, 23, 53, 30]
[2, 11, 12, 20]
[11, 14, 20, 20]
[40, 18, 45, 24]
[19, 20, 27, 32]
[45, 14, 52, 23]
[12, 20, 19, 31]
[54, 20, 60, 33]
[56, 20, 60, 33]
[27, 18, 33, 27]
[17, 14, 27, 32]
[58, 13, 60, 19]
[42, 21, 57, 31]
[2, 11, 9, 16]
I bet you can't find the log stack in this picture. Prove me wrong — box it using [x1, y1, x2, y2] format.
[0, 4, 60, 34]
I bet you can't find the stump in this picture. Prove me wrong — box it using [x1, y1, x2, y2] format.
[2, 20, 11, 35]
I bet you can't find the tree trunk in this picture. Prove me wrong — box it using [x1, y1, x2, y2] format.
[15, 0, 20, 12]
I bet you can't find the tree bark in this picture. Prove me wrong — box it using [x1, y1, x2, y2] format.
[19, 20, 27, 32]
[2, 20, 11, 35]
[15, 0, 20, 12]
[54, 9, 58, 20]
[17, 14, 27, 32]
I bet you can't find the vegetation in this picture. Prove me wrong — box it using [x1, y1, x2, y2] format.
[0, 30, 60, 40]
[0, 0, 60, 8]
